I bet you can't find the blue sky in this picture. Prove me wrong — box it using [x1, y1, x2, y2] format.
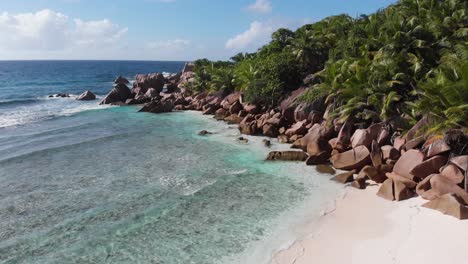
[0, 0, 396, 60]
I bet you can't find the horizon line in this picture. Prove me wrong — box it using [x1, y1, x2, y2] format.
[0, 59, 192, 62]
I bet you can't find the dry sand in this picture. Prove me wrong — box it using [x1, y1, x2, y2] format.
[271, 185, 468, 264]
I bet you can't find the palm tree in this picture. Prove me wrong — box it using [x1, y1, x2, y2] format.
[209, 67, 235, 92]
[289, 29, 314, 66]
[232, 63, 266, 102]
[413, 43, 468, 133]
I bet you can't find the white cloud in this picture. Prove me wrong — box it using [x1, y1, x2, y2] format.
[225, 21, 276, 51]
[147, 39, 190, 50]
[0, 9, 69, 50]
[0, 9, 127, 51]
[74, 19, 128, 47]
[247, 0, 272, 14]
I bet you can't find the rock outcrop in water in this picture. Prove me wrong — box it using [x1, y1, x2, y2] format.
[134, 73, 165, 94]
[100, 83, 132, 105]
[49, 93, 70, 98]
[76, 90, 96, 101]
[114, 76, 130, 84]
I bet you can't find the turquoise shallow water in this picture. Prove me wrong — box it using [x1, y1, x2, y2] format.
[0, 106, 343, 264]
[0, 61, 343, 263]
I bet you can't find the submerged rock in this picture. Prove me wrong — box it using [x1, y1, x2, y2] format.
[266, 151, 308, 162]
[238, 137, 249, 144]
[198, 130, 212, 136]
[49, 93, 70, 98]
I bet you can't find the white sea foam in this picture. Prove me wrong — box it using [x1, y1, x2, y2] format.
[225, 169, 248, 175]
[0, 96, 110, 128]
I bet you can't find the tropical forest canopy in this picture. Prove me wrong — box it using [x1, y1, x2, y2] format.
[186, 0, 468, 135]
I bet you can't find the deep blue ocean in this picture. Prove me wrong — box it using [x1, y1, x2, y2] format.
[0, 61, 342, 264]
[0, 61, 184, 127]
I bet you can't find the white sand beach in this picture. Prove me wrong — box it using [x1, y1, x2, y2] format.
[271, 184, 468, 264]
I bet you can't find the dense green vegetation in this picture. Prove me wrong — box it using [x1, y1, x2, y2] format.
[186, 0, 468, 134]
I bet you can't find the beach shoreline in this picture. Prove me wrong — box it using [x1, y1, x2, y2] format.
[97, 58, 467, 264]
[188, 111, 348, 264]
[182, 111, 468, 264]
[271, 184, 468, 264]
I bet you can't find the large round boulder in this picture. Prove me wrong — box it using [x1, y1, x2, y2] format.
[440, 164, 465, 185]
[221, 92, 242, 110]
[410, 155, 448, 180]
[224, 114, 243, 124]
[229, 101, 243, 115]
[291, 124, 334, 156]
[429, 174, 468, 204]
[351, 129, 373, 149]
[330, 145, 371, 171]
[285, 120, 308, 137]
[392, 149, 425, 180]
[239, 115, 257, 135]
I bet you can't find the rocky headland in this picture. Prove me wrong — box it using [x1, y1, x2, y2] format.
[98, 62, 468, 221]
